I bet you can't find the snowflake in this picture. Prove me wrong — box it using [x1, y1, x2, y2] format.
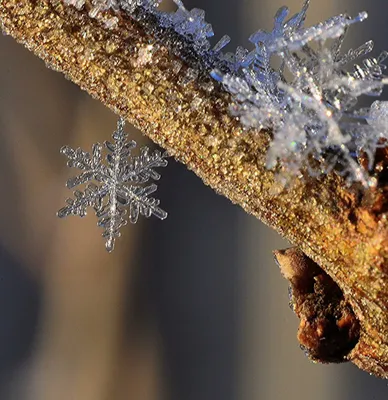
[58, 118, 168, 252]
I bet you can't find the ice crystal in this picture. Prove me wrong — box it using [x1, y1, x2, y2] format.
[211, 0, 388, 187]
[58, 118, 168, 252]
[159, 0, 214, 52]
[63, 0, 86, 10]
[62, 0, 388, 187]
[63, 0, 218, 52]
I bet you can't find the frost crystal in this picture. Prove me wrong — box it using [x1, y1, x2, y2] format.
[58, 118, 168, 252]
[211, 0, 388, 187]
[159, 1, 214, 52]
[62, 0, 388, 187]
[63, 0, 86, 10]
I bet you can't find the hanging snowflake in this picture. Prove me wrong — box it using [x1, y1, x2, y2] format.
[58, 117, 168, 252]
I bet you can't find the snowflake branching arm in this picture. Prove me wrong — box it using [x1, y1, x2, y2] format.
[2, 0, 388, 377]
[58, 118, 167, 252]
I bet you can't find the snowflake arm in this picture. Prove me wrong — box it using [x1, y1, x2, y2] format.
[124, 147, 168, 183]
[57, 183, 105, 218]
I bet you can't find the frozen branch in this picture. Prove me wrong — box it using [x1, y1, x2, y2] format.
[1, 0, 388, 377]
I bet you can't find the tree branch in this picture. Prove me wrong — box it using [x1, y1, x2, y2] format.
[1, 0, 388, 377]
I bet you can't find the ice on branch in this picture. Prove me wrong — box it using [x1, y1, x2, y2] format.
[58, 118, 168, 252]
[62, 0, 388, 187]
[211, 0, 388, 187]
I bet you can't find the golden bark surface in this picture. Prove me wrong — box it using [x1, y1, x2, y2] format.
[1, 0, 388, 377]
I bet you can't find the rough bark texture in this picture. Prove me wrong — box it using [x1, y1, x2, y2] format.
[1, 0, 388, 377]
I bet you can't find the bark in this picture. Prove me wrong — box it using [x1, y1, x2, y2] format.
[1, 0, 388, 377]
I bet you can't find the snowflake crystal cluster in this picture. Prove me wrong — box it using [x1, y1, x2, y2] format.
[58, 118, 168, 252]
[211, 1, 388, 187]
[62, 0, 388, 188]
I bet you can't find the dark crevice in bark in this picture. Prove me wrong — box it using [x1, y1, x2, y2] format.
[274, 248, 360, 363]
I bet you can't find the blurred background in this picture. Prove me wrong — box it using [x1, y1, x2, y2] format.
[0, 0, 388, 399]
